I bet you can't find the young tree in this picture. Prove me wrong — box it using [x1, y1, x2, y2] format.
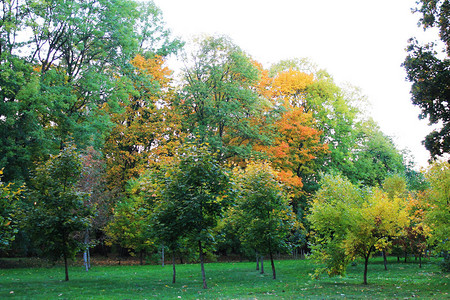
[308, 174, 409, 284]
[24, 144, 93, 281]
[232, 161, 296, 279]
[151, 143, 230, 288]
[404, 194, 432, 268]
[149, 169, 183, 283]
[104, 189, 155, 265]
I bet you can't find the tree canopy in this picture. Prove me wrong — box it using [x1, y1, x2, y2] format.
[403, 0, 450, 159]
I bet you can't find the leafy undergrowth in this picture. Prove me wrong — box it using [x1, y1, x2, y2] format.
[0, 257, 448, 299]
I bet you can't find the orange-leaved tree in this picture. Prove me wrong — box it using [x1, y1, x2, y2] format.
[104, 54, 182, 194]
[255, 68, 328, 197]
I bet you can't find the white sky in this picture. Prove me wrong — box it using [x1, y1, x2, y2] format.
[152, 0, 439, 168]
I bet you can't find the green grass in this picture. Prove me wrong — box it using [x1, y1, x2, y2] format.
[0, 257, 449, 299]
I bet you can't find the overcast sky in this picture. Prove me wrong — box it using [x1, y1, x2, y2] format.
[152, 0, 438, 168]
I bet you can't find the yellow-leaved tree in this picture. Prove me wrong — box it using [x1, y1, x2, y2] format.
[308, 174, 409, 284]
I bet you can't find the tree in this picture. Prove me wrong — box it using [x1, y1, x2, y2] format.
[403, 0, 450, 159]
[148, 165, 183, 283]
[231, 161, 296, 279]
[178, 36, 268, 162]
[308, 174, 409, 284]
[423, 160, 450, 270]
[352, 120, 406, 186]
[269, 59, 362, 184]
[255, 67, 329, 209]
[0, 0, 181, 184]
[105, 177, 155, 264]
[403, 193, 432, 268]
[103, 53, 180, 194]
[24, 144, 93, 281]
[151, 142, 230, 288]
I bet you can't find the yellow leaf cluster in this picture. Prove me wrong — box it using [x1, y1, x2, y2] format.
[272, 69, 314, 97]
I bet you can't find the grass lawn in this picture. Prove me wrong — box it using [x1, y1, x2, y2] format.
[0, 257, 448, 299]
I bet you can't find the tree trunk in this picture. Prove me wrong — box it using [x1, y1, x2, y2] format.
[63, 252, 69, 281]
[83, 230, 90, 272]
[419, 254, 422, 268]
[63, 234, 69, 281]
[83, 250, 88, 272]
[363, 254, 369, 285]
[260, 256, 264, 274]
[88, 248, 91, 268]
[269, 251, 276, 279]
[140, 250, 144, 265]
[256, 252, 260, 271]
[199, 240, 207, 289]
[383, 250, 388, 271]
[172, 250, 176, 284]
[404, 250, 408, 263]
[162, 245, 165, 267]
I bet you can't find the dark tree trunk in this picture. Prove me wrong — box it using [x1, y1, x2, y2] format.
[62, 234, 69, 281]
[256, 252, 260, 271]
[419, 254, 422, 268]
[172, 250, 176, 284]
[199, 240, 207, 289]
[64, 252, 69, 281]
[260, 256, 264, 274]
[269, 251, 276, 279]
[404, 250, 408, 263]
[383, 250, 388, 271]
[140, 250, 144, 265]
[363, 254, 369, 285]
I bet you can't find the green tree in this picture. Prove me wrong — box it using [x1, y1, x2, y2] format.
[0, 0, 181, 184]
[105, 178, 155, 264]
[178, 36, 268, 162]
[403, 0, 450, 159]
[308, 174, 409, 284]
[24, 144, 93, 281]
[231, 161, 296, 279]
[153, 143, 230, 288]
[424, 160, 450, 269]
[352, 120, 406, 186]
[148, 165, 183, 283]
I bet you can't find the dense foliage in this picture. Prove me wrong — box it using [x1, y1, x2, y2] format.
[403, 0, 450, 158]
[1, 0, 448, 287]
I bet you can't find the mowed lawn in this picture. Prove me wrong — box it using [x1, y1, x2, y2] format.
[0, 257, 448, 299]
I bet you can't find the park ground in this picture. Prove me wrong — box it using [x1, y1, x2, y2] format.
[0, 256, 449, 299]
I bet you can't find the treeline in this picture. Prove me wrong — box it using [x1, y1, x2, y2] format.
[1, 0, 448, 287]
